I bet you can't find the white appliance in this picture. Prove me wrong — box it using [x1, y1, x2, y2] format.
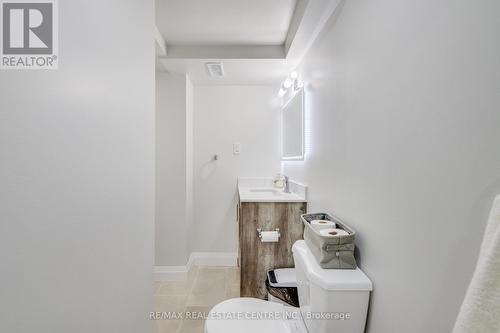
[204, 240, 373, 333]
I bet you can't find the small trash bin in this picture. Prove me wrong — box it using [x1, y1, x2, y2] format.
[265, 268, 299, 307]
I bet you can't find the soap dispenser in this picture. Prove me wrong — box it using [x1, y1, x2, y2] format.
[273, 174, 285, 189]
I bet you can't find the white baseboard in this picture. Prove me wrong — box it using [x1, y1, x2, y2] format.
[153, 265, 188, 281]
[154, 252, 238, 282]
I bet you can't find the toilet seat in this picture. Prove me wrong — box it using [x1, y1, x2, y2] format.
[204, 298, 307, 333]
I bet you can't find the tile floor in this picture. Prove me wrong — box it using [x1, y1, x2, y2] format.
[153, 265, 240, 333]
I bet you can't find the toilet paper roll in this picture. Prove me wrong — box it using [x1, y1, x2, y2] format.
[260, 231, 279, 242]
[319, 228, 349, 237]
[310, 219, 336, 231]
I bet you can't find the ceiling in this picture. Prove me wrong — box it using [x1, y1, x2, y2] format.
[155, 0, 342, 84]
[162, 58, 289, 85]
[156, 0, 297, 46]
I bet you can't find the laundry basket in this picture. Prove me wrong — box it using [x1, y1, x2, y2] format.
[301, 213, 357, 269]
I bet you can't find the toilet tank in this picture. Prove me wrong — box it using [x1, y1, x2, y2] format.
[292, 240, 373, 333]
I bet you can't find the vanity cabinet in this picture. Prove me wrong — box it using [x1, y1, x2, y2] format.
[238, 201, 307, 299]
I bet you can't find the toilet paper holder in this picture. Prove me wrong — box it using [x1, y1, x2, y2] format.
[257, 228, 280, 239]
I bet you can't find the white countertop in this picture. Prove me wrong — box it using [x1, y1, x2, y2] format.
[238, 177, 307, 203]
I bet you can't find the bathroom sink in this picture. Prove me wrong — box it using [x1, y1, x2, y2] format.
[238, 178, 307, 203]
[249, 188, 282, 194]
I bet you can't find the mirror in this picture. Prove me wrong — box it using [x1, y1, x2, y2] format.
[281, 88, 304, 160]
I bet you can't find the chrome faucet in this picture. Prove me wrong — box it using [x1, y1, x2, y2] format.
[284, 176, 291, 193]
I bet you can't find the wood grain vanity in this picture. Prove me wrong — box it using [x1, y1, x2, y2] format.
[237, 179, 307, 299]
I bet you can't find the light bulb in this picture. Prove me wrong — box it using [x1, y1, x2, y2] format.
[283, 78, 293, 89]
[290, 71, 298, 79]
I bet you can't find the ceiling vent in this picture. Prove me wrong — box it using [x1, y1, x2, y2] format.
[205, 62, 224, 77]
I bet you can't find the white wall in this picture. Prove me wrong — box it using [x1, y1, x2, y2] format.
[186, 77, 195, 252]
[155, 72, 190, 266]
[0, 1, 155, 332]
[283, 1, 500, 332]
[192, 85, 281, 253]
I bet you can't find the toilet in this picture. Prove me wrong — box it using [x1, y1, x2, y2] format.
[205, 240, 373, 333]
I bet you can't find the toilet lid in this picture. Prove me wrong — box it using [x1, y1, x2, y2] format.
[205, 298, 303, 333]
